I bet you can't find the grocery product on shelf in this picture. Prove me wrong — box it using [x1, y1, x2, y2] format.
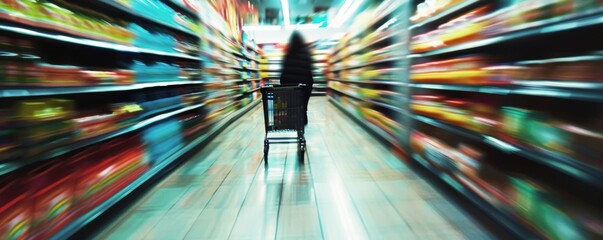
[124, 0, 197, 33]
[411, 1, 603, 54]
[411, 93, 603, 170]
[0, 172, 31, 240]
[201, 6, 262, 104]
[142, 119, 184, 164]
[310, 39, 335, 95]
[411, 6, 489, 53]
[410, 55, 499, 84]
[410, 53, 603, 85]
[412, 129, 603, 239]
[0, 1, 134, 44]
[327, 0, 408, 152]
[411, 0, 465, 23]
[130, 61, 183, 83]
[0, 0, 262, 238]
[259, 43, 285, 84]
[404, 0, 603, 236]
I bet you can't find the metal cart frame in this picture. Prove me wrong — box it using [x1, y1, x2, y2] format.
[260, 84, 306, 164]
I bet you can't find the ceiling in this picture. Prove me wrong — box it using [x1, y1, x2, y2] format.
[241, 0, 345, 25]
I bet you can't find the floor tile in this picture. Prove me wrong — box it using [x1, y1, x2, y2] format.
[95, 97, 493, 240]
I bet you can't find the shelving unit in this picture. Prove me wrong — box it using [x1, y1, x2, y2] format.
[258, 44, 285, 85]
[310, 39, 336, 95]
[0, 1, 262, 239]
[324, 0, 603, 238]
[328, 95, 400, 148]
[0, 81, 205, 98]
[402, 0, 603, 239]
[0, 24, 200, 60]
[52, 99, 260, 240]
[326, 1, 409, 155]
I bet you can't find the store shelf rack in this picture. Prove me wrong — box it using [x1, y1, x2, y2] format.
[413, 114, 603, 191]
[409, 0, 485, 30]
[328, 96, 402, 152]
[330, 29, 401, 64]
[412, 82, 603, 102]
[412, 154, 542, 239]
[163, 0, 199, 19]
[52, 99, 261, 240]
[326, 0, 603, 238]
[94, 0, 199, 38]
[331, 56, 404, 72]
[0, 24, 200, 60]
[0, 102, 206, 176]
[0, 81, 205, 98]
[330, 78, 409, 87]
[327, 0, 408, 160]
[408, 10, 603, 58]
[330, 87, 407, 114]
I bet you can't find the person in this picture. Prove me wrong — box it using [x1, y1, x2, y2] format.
[280, 31, 313, 125]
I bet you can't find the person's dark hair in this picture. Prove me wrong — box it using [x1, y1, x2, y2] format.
[280, 31, 313, 87]
[285, 31, 309, 57]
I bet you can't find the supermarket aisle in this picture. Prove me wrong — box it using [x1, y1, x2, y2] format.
[95, 97, 494, 240]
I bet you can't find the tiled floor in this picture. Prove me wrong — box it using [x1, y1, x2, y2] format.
[95, 97, 494, 240]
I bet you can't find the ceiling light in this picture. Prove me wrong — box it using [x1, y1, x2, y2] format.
[281, 0, 290, 26]
[285, 24, 322, 30]
[330, 0, 364, 28]
[243, 25, 282, 31]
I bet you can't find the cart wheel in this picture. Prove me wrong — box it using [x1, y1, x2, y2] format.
[298, 142, 305, 163]
[264, 140, 269, 165]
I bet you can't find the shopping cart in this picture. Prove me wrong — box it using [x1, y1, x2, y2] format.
[260, 84, 306, 164]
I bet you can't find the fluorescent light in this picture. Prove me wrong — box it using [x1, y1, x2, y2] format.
[243, 25, 282, 31]
[281, 0, 290, 26]
[377, 17, 397, 31]
[330, 0, 364, 28]
[285, 24, 321, 30]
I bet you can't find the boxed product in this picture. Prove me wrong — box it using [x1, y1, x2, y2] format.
[0, 175, 31, 240]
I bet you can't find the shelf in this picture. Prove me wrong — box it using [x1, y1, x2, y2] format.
[163, 0, 198, 19]
[239, 88, 261, 96]
[262, 60, 283, 64]
[96, 0, 199, 38]
[52, 99, 260, 240]
[412, 153, 540, 239]
[239, 53, 261, 62]
[330, 78, 409, 87]
[408, 11, 603, 58]
[411, 81, 603, 102]
[244, 78, 262, 81]
[409, 0, 485, 31]
[330, 29, 400, 64]
[328, 95, 399, 147]
[206, 91, 239, 100]
[0, 24, 200, 61]
[221, 79, 245, 84]
[330, 56, 403, 72]
[332, 0, 399, 53]
[260, 69, 283, 72]
[0, 102, 206, 176]
[413, 114, 603, 191]
[329, 87, 407, 114]
[0, 81, 204, 98]
[512, 80, 603, 102]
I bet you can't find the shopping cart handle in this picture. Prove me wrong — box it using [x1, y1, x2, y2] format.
[262, 83, 307, 90]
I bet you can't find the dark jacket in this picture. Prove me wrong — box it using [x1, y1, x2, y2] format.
[280, 32, 314, 88]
